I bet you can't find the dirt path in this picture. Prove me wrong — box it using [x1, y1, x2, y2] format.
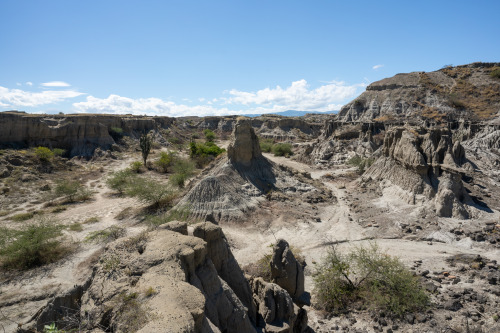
[225, 154, 500, 294]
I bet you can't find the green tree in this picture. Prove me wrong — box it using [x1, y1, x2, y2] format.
[35, 147, 54, 161]
[140, 133, 153, 165]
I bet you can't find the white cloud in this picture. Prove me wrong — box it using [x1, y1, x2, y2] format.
[224, 79, 362, 111]
[372, 64, 384, 70]
[71, 79, 364, 117]
[41, 81, 71, 87]
[26, 81, 33, 86]
[0, 86, 84, 107]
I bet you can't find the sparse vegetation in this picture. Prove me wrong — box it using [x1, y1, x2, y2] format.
[83, 216, 100, 224]
[85, 225, 126, 244]
[203, 129, 216, 142]
[169, 158, 195, 188]
[259, 138, 274, 153]
[490, 67, 500, 79]
[346, 155, 374, 174]
[35, 146, 54, 161]
[126, 176, 177, 207]
[140, 133, 153, 165]
[155, 151, 174, 173]
[101, 254, 121, 272]
[52, 148, 66, 157]
[9, 211, 37, 222]
[272, 143, 293, 157]
[107, 169, 134, 193]
[145, 286, 157, 297]
[113, 291, 149, 332]
[68, 223, 83, 232]
[313, 243, 429, 316]
[0, 217, 70, 269]
[130, 161, 143, 173]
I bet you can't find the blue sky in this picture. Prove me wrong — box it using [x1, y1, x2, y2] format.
[1, 0, 499, 116]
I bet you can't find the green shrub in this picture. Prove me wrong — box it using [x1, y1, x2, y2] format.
[313, 243, 429, 316]
[272, 143, 293, 157]
[130, 161, 143, 173]
[9, 211, 37, 222]
[203, 129, 216, 142]
[168, 137, 181, 144]
[107, 169, 135, 194]
[0, 218, 68, 269]
[260, 138, 274, 153]
[35, 147, 54, 161]
[490, 67, 500, 79]
[54, 179, 81, 202]
[346, 155, 374, 174]
[169, 158, 195, 188]
[155, 151, 174, 173]
[126, 176, 177, 207]
[52, 148, 66, 157]
[85, 225, 125, 244]
[189, 141, 225, 158]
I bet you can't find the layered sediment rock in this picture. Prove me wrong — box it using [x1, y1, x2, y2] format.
[270, 239, 305, 301]
[364, 127, 474, 218]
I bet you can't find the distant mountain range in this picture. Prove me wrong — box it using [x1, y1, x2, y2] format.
[242, 110, 338, 118]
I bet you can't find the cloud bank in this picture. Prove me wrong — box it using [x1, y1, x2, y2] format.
[2, 79, 364, 117]
[0, 86, 84, 107]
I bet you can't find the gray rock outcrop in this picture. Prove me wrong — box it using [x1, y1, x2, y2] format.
[364, 127, 473, 218]
[270, 239, 305, 300]
[193, 222, 256, 322]
[73, 229, 256, 333]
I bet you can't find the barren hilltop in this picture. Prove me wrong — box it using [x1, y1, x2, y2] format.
[1, 63, 499, 333]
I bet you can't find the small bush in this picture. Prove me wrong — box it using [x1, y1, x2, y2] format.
[126, 176, 177, 207]
[51, 206, 67, 214]
[9, 211, 36, 222]
[260, 138, 274, 153]
[85, 225, 126, 244]
[346, 155, 374, 174]
[169, 158, 195, 188]
[52, 148, 66, 157]
[155, 151, 174, 173]
[0, 218, 69, 269]
[145, 286, 157, 297]
[68, 223, 83, 232]
[203, 129, 216, 142]
[313, 243, 429, 316]
[83, 216, 100, 224]
[189, 141, 225, 159]
[107, 169, 135, 193]
[35, 147, 54, 161]
[113, 291, 149, 332]
[272, 143, 293, 157]
[130, 161, 143, 173]
[54, 179, 91, 202]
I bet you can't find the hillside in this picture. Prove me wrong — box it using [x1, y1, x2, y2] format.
[338, 62, 500, 123]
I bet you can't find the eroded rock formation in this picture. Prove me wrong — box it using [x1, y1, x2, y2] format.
[270, 239, 305, 301]
[364, 127, 474, 218]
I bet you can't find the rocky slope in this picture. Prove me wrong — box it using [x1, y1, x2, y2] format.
[175, 119, 331, 222]
[338, 62, 500, 123]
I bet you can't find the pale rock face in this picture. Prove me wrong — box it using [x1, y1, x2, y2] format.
[193, 222, 256, 322]
[71, 229, 256, 333]
[227, 119, 263, 167]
